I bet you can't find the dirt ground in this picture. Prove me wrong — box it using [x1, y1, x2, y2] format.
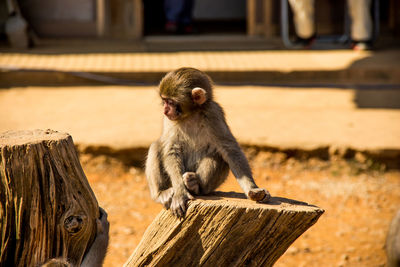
[80, 150, 400, 267]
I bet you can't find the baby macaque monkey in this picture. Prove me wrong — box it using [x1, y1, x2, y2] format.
[145, 67, 271, 218]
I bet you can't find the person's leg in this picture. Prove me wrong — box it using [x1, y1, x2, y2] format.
[178, 0, 195, 33]
[165, 0, 185, 22]
[164, 0, 185, 32]
[348, 0, 373, 49]
[181, 0, 194, 25]
[288, 0, 315, 39]
[348, 0, 372, 41]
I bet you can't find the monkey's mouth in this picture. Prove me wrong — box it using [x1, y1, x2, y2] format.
[164, 110, 181, 121]
[164, 105, 182, 121]
[165, 114, 179, 121]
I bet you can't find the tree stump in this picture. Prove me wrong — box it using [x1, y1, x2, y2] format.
[124, 192, 324, 267]
[0, 129, 99, 267]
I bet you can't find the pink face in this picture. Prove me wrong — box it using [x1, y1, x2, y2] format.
[162, 96, 181, 121]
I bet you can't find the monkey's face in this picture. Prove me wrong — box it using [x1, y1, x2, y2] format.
[159, 67, 211, 121]
[160, 87, 207, 121]
[161, 96, 183, 121]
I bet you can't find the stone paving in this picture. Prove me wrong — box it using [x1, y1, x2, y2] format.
[1, 45, 400, 85]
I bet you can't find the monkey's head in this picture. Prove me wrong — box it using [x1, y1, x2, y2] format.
[159, 67, 213, 121]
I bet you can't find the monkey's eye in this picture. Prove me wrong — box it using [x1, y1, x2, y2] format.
[162, 98, 176, 106]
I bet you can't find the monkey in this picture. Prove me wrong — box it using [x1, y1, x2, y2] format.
[40, 207, 109, 267]
[145, 67, 271, 218]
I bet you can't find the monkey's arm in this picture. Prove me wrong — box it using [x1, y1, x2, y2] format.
[162, 142, 194, 217]
[209, 105, 270, 202]
[216, 131, 270, 202]
[216, 130, 257, 192]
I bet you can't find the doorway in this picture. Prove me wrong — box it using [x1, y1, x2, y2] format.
[143, 0, 246, 36]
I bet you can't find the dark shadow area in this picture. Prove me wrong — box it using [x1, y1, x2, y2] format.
[267, 196, 316, 207]
[77, 145, 149, 168]
[204, 191, 246, 200]
[203, 191, 318, 208]
[354, 88, 400, 109]
[348, 50, 400, 108]
[1, 36, 399, 55]
[0, 37, 281, 55]
[143, 0, 246, 36]
[143, 0, 166, 36]
[76, 143, 400, 171]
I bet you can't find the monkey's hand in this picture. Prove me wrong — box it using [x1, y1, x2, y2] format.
[248, 188, 271, 203]
[170, 189, 194, 218]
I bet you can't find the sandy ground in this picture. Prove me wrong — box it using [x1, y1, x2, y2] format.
[80, 151, 400, 267]
[1, 86, 399, 151]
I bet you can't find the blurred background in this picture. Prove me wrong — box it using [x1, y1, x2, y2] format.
[0, 0, 400, 266]
[0, 0, 398, 43]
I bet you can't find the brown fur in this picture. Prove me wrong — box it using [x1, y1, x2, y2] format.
[146, 67, 271, 218]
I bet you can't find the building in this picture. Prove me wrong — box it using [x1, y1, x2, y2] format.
[3, 0, 400, 42]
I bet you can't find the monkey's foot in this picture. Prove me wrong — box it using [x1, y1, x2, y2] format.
[183, 172, 200, 195]
[248, 188, 271, 203]
[158, 188, 174, 209]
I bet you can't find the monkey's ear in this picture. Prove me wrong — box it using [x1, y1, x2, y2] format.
[192, 87, 207, 105]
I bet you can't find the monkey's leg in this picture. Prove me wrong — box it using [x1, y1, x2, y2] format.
[195, 155, 230, 195]
[145, 141, 173, 208]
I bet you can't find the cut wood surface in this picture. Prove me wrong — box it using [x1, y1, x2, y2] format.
[124, 191, 324, 267]
[0, 129, 99, 267]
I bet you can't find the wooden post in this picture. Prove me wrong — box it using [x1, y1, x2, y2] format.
[247, 0, 257, 36]
[0, 129, 99, 267]
[132, 0, 143, 39]
[124, 192, 324, 267]
[263, 0, 274, 37]
[124, 0, 143, 39]
[97, 0, 106, 37]
[247, 0, 276, 37]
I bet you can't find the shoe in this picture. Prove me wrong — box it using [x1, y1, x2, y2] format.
[177, 23, 197, 35]
[292, 34, 316, 49]
[165, 21, 177, 34]
[183, 24, 194, 34]
[351, 40, 373, 51]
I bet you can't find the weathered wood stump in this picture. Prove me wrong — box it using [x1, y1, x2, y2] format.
[0, 129, 99, 267]
[124, 191, 324, 267]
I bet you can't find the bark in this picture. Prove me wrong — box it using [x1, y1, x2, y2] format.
[0, 129, 99, 267]
[124, 191, 324, 267]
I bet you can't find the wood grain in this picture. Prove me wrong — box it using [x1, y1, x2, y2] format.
[0, 129, 99, 267]
[125, 191, 324, 267]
